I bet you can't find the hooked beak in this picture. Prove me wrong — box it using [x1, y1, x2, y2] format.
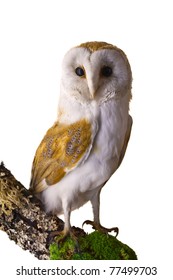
[89, 88, 95, 99]
[88, 78, 98, 100]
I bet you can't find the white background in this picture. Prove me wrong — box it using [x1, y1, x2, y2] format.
[0, 0, 173, 278]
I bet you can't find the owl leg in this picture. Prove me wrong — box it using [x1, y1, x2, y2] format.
[48, 207, 70, 243]
[83, 188, 119, 236]
[49, 203, 78, 246]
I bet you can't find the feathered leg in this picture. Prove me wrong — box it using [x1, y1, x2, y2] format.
[49, 202, 76, 245]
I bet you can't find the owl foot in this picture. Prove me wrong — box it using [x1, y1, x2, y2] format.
[47, 229, 66, 245]
[82, 220, 119, 237]
[48, 229, 80, 250]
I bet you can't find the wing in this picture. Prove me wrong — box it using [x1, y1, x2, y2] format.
[30, 119, 97, 193]
[117, 114, 133, 169]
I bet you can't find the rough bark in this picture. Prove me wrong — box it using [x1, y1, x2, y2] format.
[0, 162, 84, 260]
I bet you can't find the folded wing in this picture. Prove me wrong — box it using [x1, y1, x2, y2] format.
[117, 114, 133, 169]
[30, 119, 96, 193]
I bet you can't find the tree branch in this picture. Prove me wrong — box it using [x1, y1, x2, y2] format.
[0, 162, 83, 259]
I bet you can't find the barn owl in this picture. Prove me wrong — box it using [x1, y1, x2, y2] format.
[30, 41, 132, 242]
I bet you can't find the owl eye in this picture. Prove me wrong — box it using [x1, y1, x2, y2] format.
[101, 66, 112, 77]
[75, 67, 85, 77]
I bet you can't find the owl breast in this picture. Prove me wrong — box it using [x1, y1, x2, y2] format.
[41, 95, 129, 214]
[92, 96, 129, 178]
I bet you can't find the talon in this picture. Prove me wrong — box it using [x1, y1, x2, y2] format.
[82, 220, 95, 229]
[57, 233, 69, 246]
[47, 230, 62, 245]
[48, 228, 80, 253]
[82, 220, 119, 237]
[47, 228, 69, 245]
[109, 227, 119, 237]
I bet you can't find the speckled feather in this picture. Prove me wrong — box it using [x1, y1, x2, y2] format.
[30, 119, 92, 193]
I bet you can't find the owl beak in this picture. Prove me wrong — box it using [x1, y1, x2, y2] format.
[88, 81, 97, 99]
[90, 89, 95, 99]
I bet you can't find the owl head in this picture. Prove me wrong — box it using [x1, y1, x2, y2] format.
[60, 41, 132, 105]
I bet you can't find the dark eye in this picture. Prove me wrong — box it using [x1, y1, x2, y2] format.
[75, 67, 85, 77]
[101, 66, 112, 77]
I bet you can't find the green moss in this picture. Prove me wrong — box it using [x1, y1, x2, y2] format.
[49, 231, 137, 260]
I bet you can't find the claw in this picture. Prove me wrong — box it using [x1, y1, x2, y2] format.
[56, 232, 69, 246]
[83, 220, 119, 237]
[82, 220, 96, 229]
[48, 228, 80, 252]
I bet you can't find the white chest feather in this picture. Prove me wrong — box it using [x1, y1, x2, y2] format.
[95, 96, 129, 167]
[41, 95, 129, 214]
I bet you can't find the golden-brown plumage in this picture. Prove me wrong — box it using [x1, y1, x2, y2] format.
[30, 119, 92, 193]
[79, 41, 119, 52]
